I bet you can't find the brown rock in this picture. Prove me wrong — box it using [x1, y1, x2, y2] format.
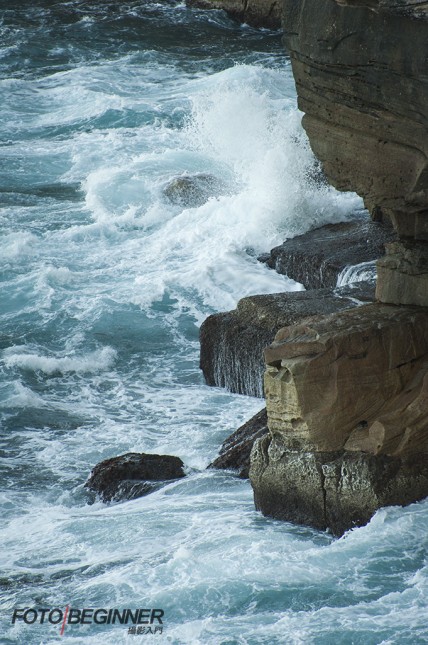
[200, 281, 375, 398]
[263, 303, 428, 452]
[376, 239, 428, 306]
[250, 303, 428, 534]
[282, 0, 428, 228]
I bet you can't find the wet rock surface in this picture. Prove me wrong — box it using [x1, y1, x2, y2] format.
[260, 219, 395, 289]
[86, 453, 186, 502]
[250, 440, 428, 535]
[209, 407, 268, 478]
[200, 281, 375, 397]
[185, 0, 282, 28]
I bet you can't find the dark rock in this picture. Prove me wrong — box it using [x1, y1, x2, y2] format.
[200, 281, 375, 397]
[185, 0, 282, 29]
[85, 453, 186, 502]
[259, 219, 395, 289]
[163, 173, 226, 208]
[250, 437, 428, 536]
[209, 408, 268, 478]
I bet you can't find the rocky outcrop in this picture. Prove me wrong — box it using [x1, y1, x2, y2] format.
[209, 407, 268, 477]
[186, 0, 281, 28]
[259, 219, 395, 289]
[249, 303, 428, 534]
[282, 0, 428, 306]
[200, 281, 375, 397]
[86, 453, 186, 502]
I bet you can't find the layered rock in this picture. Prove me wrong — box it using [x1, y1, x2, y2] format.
[282, 0, 428, 305]
[250, 303, 428, 534]
[200, 281, 375, 397]
[260, 219, 394, 289]
[186, 0, 281, 28]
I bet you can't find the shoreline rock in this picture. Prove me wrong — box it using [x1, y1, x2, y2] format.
[200, 280, 375, 398]
[85, 453, 186, 502]
[208, 407, 268, 478]
[249, 302, 428, 534]
[185, 0, 282, 29]
[260, 219, 395, 290]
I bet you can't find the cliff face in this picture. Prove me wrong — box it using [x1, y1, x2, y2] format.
[248, 0, 428, 533]
[282, 0, 428, 224]
[282, 0, 428, 305]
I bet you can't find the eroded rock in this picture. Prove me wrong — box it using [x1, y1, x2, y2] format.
[86, 452, 186, 502]
[200, 281, 375, 397]
[250, 303, 428, 534]
[282, 0, 428, 221]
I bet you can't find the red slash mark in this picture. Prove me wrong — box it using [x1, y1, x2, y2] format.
[60, 605, 69, 636]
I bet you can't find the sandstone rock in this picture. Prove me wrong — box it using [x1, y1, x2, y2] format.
[85, 453, 186, 502]
[250, 303, 428, 534]
[263, 303, 428, 452]
[260, 219, 395, 289]
[282, 0, 428, 225]
[200, 281, 375, 397]
[186, 0, 282, 28]
[163, 174, 225, 208]
[376, 239, 428, 306]
[209, 407, 268, 477]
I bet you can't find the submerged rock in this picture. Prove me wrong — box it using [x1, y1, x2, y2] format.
[185, 0, 281, 29]
[209, 407, 268, 478]
[250, 303, 428, 535]
[86, 453, 186, 502]
[163, 174, 225, 208]
[259, 219, 395, 290]
[200, 281, 375, 398]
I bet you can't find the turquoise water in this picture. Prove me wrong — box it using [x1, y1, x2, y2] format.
[1, 2, 427, 643]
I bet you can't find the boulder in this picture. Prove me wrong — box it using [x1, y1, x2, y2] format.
[200, 281, 375, 397]
[85, 453, 186, 502]
[209, 407, 268, 478]
[260, 219, 395, 289]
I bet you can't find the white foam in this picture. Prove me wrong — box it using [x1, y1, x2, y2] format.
[3, 346, 116, 375]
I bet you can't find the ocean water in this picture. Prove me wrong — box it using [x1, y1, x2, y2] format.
[1, 2, 427, 643]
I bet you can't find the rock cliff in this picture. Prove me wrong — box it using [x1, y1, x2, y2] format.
[193, 0, 428, 533]
[250, 304, 428, 534]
